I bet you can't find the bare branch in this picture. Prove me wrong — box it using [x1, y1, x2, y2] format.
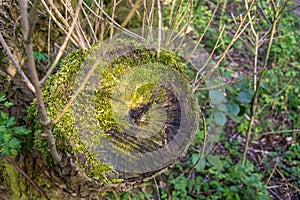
[40, 0, 83, 85]
[40, 0, 85, 49]
[39, 0, 79, 47]
[19, 0, 61, 163]
[84, 0, 144, 40]
[241, 2, 281, 165]
[157, 0, 162, 58]
[202, 0, 255, 82]
[121, 0, 142, 28]
[0, 32, 35, 93]
[28, 0, 40, 38]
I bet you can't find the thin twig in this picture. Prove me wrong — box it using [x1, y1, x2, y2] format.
[121, 0, 142, 28]
[44, 0, 86, 49]
[0, 32, 35, 93]
[28, 0, 40, 38]
[195, 68, 263, 91]
[39, 0, 79, 47]
[276, 167, 300, 193]
[245, 0, 259, 91]
[241, 2, 281, 165]
[260, 129, 300, 136]
[0, 153, 50, 200]
[40, 0, 83, 85]
[265, 161, 278, 186]
[19, 0, 61, 163]
[66, 1, 88, 48]
[157, 0, 162, 58]
[82, 4, 97, 42]
[83, 0, 144, 40]
[187, 2, 220, 64]
[110, 0, 117, 39]
[148, 0, 155, 29]
[154, 177, 161, 200]
[192, 25, 225, 91]
[202, 0, 255, 82]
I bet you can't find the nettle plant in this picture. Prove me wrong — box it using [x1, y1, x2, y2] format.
[0, 94, 31, 158]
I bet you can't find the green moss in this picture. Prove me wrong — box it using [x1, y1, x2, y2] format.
[4, 162, 21, 199]
[27, 40, 190, 183]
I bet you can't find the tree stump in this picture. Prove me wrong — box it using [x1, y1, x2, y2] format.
[26, 29, 201, 198]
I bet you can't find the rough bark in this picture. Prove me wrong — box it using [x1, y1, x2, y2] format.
[0, 1, 81, 199]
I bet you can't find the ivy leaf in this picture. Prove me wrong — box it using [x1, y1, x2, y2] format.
[0, 147, 10, 157]
[209, 90, 225, 105]
[228, 102, 240, 115]
[0, 112, 9, 124]
[213, 111, 227, 125]
[0, 94, 6, 102]
[206, 155, 224, 171]
[230, 186, 239, 192]
[10, 149, 18, 156]
[216, 103, 228, 112]
[192, 154, 206, 171]
[4, 102, 13, 107]
[11, 126, 31, 135]
[228, 112, 241, 123]
[6, 116, 16, 127]
[196, 129, 204, 140]
[236, 89, 254, 103]
[8, 138, 20, 149]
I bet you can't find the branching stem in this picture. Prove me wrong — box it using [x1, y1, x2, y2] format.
[19, 0, 61, 163]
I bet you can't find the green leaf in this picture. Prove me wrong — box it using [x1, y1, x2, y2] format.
[196, 129, 204, 140]
[3, 102, 13, 107]
[192, 154, 206, 171]
[206, 155, 223, 171]
[0, 112, 9, 123]
[122, 193, 130, 200]
[0, 147, 10, 157]
[196, 157, 206, 171]
[225, 85, 235, 93]
[260, 82, 272, 95]
[216, 103, 228, 112]
[234, 193, 241, 200]
[227, 112, 241, 123]
[236, 77, 248, 88]
[10, 149, 18, 156]
[6, 117, 16, 127]
[0, 94, 6, 102]
[8, 138, 20, 149]
[11, 126, 31, 135]
[3, 133, 11, 143]
[213, 111, 227, 125]
[236, 89, 253, 103]
[228, 102, 240, 115]
[230, 186, 239, 192]
[209, 90, 225, 104]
